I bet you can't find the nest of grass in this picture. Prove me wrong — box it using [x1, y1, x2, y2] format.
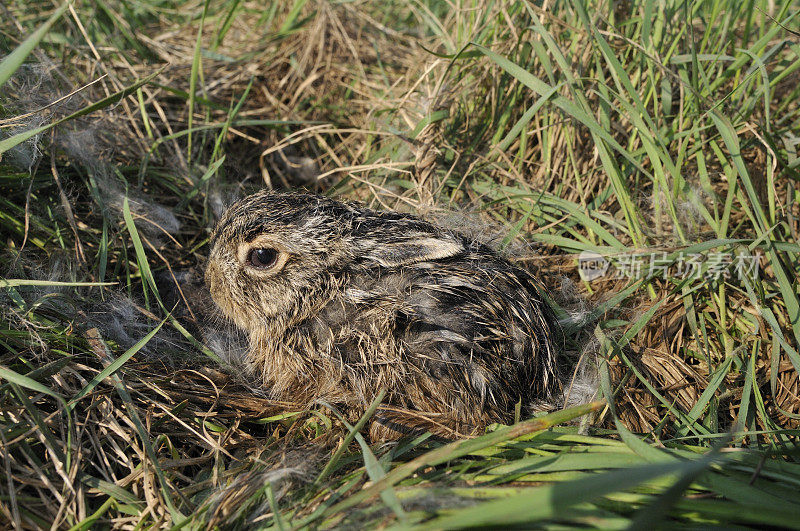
[1, 0, 799, 528]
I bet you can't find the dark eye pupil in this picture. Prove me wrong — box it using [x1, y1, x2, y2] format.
[249, 248, 278, 268]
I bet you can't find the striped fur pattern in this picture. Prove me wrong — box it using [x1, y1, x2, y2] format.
[206, 191, 561, 437]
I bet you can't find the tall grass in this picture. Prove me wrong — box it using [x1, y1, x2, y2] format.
[0, 0, 799, 528]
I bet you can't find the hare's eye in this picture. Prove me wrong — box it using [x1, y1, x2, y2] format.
[247, 248, 279, 269]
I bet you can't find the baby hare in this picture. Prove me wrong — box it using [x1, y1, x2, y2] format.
[206, 191, 561, 438]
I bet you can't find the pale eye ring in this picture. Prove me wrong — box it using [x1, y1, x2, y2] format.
[247, 248, 279, 269]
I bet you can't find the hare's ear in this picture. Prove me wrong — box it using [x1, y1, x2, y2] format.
[359, 234, 464, 268]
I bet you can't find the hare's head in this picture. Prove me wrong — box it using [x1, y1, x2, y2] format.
[205, 191, 464, 332]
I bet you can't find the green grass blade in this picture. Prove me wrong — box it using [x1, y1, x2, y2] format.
[0, 279, 114, 288]
[69, 318, 167, 409]
[313, 401, 605, 524]
[187, 0, 211, 161]
[412, 460, 715, 530]
[0, 2, 70, 87]
[0, 69, 162, 156]
[0, 365, 67, 407]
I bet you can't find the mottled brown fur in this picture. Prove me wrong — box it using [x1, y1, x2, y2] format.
[206, 191, 561, 438]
